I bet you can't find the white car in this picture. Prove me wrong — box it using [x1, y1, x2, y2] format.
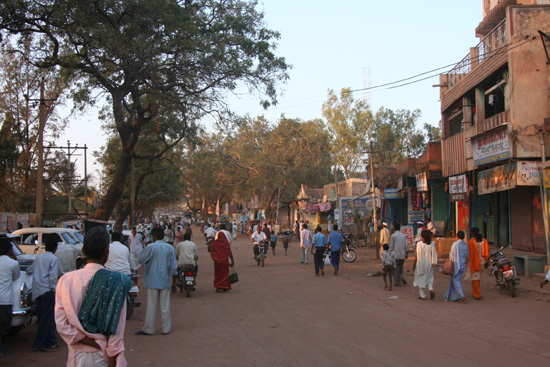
[11, 227, 83, 254]
[0, 234, 36, 333]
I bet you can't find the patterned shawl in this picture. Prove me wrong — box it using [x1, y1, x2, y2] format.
[78, 269, 134, 339]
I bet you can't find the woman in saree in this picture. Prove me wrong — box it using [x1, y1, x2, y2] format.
[444, 231, 469, 303]
[465, 231, 490, 299]
[413, 230, 438, 300]
[210, 232, 235, 293]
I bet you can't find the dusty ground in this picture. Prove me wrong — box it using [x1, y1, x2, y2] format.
[4, 233, 550, 367]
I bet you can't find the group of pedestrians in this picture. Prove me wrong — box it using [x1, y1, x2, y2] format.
[378, 221, 493, 304]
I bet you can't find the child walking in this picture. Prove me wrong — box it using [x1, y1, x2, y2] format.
[270, 232, 277, 255]
[381, 243, 395, 291]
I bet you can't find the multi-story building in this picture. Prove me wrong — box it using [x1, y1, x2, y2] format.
[439, 0, 550, 253]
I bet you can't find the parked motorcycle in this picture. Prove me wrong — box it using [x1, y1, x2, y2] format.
[176, 264, 197, 298]
[253, 241, 267, 267]
[343, 233, 358, 248]
[341, 238, 357, 263]
[126, 273, 141, 319]
[487, 244, 520, 297]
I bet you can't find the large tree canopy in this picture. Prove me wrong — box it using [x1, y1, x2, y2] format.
[0, 0, 289, 220]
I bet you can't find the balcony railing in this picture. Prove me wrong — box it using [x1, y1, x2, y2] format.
[477, 109, 509, 135]
[448, 19, 507, 88]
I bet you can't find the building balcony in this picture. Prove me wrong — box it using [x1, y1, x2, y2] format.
[448, 19, 507, 90]
[476, 109, 510, 135]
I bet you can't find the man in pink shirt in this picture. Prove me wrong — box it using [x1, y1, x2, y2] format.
[55, 227, 128, 367]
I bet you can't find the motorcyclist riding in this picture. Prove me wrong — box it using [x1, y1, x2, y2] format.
[251, 225, 267, 258]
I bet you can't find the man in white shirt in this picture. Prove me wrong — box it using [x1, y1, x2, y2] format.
[105, 232, 131, 276]
[0, 237, 21, 358]
[55, 242, 81, 276]
[174, 233, 198, 268]
[204, 224, 216, 240]
[389, 222, 409, 286]
[251, 225, 267, 258]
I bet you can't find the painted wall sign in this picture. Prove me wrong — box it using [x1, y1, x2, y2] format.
[416, 172, 428, 192]
[472, 126, 510, 166]
[401, 225, 415, 251]
[477, 162, 517, 195]
[382, 188, 399, 200]
[516, 161, 541, 186]
[449, 174, 468, 202]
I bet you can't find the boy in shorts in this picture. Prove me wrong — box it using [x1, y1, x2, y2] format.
[282, 233, 289, 256]
[381, 243, 395, 291]
[270, 232, 277, 255]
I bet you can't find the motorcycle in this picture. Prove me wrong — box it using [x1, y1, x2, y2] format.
[343, 233, 358, 248]
[341, 238, 357, 263]
[487, 244, 520, 297]
[126, 273, 141, 319]
[253, 241, 267, 267]
[176, 264, 197, 298]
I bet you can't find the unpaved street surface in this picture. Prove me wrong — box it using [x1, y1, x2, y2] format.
[5, 233, 550, 366]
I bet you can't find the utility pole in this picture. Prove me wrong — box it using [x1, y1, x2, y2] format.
[131, 156, 136, 228]
[370, 141, 378, 233]
[334, 165, 339, 227]
[35, 80, 46, 227]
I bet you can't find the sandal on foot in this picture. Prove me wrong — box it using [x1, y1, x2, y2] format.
[430, 291, 435, 300]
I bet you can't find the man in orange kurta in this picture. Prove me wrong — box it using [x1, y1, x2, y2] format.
[466, 227, 490, 299]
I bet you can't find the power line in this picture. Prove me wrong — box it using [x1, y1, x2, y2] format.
[233, 35, 538, 115]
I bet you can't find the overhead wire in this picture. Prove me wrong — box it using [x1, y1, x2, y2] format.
[235, 35, 538, 114]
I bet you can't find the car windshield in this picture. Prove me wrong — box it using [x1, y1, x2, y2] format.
[11, 242, 23, 256]
[72, 232, 84, 243]
[61, 232, 77, 244]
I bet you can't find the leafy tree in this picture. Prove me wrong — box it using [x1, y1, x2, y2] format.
[0, 37, 68, 212]
[322, 88, 374, 179]
[372, 107, 426, 166]
[1, 0, 289, 220]
[424, 122, 441, 142]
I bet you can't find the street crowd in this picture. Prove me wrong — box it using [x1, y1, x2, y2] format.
[2, 218, 550, 367]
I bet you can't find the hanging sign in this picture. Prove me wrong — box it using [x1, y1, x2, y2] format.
[449, 174, 468, 202]
[416, 172, 428, 192]
[477, 162, 516, 195]
[408, 187, 424, 223]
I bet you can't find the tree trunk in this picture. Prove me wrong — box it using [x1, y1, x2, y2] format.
[94, 92, 141, 220]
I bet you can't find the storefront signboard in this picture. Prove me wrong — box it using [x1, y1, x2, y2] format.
[544, 168, 550, 189]
[401, 225, 415, 251]
[477, 162, 517, 195]
[472, 126, 510, 166]
[516, 161, 541, 186]
[449, 174, 468, 202]
[382, 188, 399, 199]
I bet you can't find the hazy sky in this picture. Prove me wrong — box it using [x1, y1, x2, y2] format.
[61, 0, 484, 181]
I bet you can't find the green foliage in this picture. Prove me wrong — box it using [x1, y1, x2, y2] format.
[322, 88, 374, 179]
[0, 0, 290, 219]
[372, 107, 426, 166]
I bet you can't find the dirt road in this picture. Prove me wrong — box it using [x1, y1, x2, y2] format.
[5, 233, 550, 366]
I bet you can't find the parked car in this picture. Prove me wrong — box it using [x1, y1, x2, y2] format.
[11, 227, 83, 255]
[0, 233, 36, 333]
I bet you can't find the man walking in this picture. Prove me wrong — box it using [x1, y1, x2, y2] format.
[0, 236, 20, 358]
[390, 222, 408, 286]
[379, 221, 391, 261]
[27, 235, 59, 352]
[55, 226, 131, 366]
[137, 227, 177, 335]
[312, 227, 327, 276]
[328, 225, 343, 275]
[300, 223, 312, 264]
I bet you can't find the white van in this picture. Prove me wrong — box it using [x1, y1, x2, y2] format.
[11, 227, 83, 254]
